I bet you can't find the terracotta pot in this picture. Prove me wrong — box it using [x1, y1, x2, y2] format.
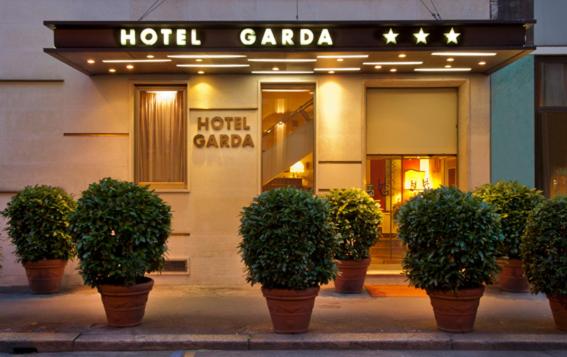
[547, 294, 567, 331]
[499, 259, 529, 293]
[97, 277, 154, 327]
[261, 286, 319, 334]
[334, 258, 370, 293]
[23, 259, 67, 294]
[427, 286, 485, 333]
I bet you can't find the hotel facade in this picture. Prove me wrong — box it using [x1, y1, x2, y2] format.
[1, 0, 562, 287]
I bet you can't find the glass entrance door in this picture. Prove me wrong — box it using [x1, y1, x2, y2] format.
[366, 155, 457, 272]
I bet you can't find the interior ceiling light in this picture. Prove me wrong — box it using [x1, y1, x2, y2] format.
[447, 57, 455, 62]
[251, 70, 314, 74]
[146, 54, 155, 59]
[272, 66, 280, 71]
[374, 65, 382, 69]
[445, 64, 452, 68]
[86, 59, 95, 64]
[328, 71, 335, 74]
[390, 68, 397, 73]
[102, 59, 171, 63]
[195, 58, 203, 62]
[108, 68, 116, 73]
[247, 58, 316, 63]
[432, 52, 497, 57]
[478, 61, 487, 66]
[314, 67, 360, 71]
[126, 64, 134, 70]
[414, 68, 472, 72]
[167, 54, 246, 59]
[363, 61, 423, 66]
[337, 58, 344, 62]
[398, 53, 407, 58]
[198, 70, 205, 74]
[316, 54, 369, 59]
[176, 64, 250, 68]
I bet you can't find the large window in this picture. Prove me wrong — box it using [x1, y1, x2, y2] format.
[536, 57, 567, 197]
[261, 84, 315, 191]
[134, 86, 187, 189]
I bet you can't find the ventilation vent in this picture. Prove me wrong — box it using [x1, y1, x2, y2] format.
[163, 259, 188, 273]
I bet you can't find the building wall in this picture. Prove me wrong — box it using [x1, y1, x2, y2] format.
[0, 0, 492, 287]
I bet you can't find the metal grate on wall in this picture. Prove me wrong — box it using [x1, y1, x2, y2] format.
[163, 259, 189, 273]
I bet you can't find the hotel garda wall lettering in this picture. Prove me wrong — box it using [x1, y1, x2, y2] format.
[193, 116, 254, 149]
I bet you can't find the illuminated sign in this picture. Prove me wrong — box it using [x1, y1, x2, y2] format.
[239, 28, 333, 46]
[120, 28, 202, 46]
[193, 116, 254, 149]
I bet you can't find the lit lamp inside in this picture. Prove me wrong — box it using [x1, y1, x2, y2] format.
[290, 161, 305, 177]
[404, 169, 426, 192]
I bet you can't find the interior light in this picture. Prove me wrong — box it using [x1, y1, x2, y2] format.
[197, 70, 205, 74]
[404, 169, 426, 191]
[317, 54, 369, 59]
[251, 70, 314, 74]
[337, 58, 344, 62]
[87, 59, 95, 64]
[390, 68, 397, 73]
[479, 61, 487, 66]
[363, 61, 423, 66]
[102, 59, 171, 63]
[126, 64, 134, 70]
[290, 161, 305, 174]
[314, 67, 360, 71]
[167, 54, 247, 59]
[148, 91, 178, 101]
[374, 65, 382, 69]
[277, 121, 285, 127]
[195, 58, 203, 62]
[414, 68, 472, 72]
[248, 58, 317, 63]
[432, 52, 497, 57]
[447, 57, 455, 62]
[146, 54, 155, 59]
[398, 53, 407, 58]
[176, 64, 250, 68]
[445, 64, 452, 68]
[108, 68, 116, 73]
[328, 71, 335, 74]
[272, 66, 280, 71]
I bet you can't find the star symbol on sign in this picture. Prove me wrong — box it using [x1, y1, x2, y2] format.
[413, 28, 429, 44]
[444, 28, 461, 44]
[383, 28, 399, 44]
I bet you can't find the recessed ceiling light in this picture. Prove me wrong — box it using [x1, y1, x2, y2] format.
[102, 59, 171, 63]
[317, 54, 369, 59]
[432, 52, 497, 57]
[262, 89, 312, 93]
[328, 71, 335, 74]
[247, 58, 317, 63]
[167, 54, 246, 59]
[445, 64, 452, 68]
[146, 54, 155, 59]
[198, 70, 205, 74]
[126, 64, 134, 70]
[251, 70, 314, 74]
[337, 58, 344, 62]
[374, 65, 382, 69]
[314, 67, 361, 71]
[272, 66, 280, 71]
[176, 64, 250, 68]
[363, 61, 423, 66]
[87, 59, 95, 64]
[478, 61, 487, 66]
[447, 57, 455, 62]
[398, 53, 407, 58]
[390, 68, 397, 73]
[108, 68, 116, 73]
[195, 58, 203, 62]
[414, 68, 472, 72]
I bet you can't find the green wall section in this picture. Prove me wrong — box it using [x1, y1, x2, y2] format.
[490, 55, 535, 187]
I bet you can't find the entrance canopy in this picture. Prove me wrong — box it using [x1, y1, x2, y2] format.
[44, 20, 534, 75]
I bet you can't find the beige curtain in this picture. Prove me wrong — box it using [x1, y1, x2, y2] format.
[135, 90, 186, 186]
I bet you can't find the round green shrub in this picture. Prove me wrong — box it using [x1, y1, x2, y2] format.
[326, 188, 382, 260]
[474, 180, 544, 259]
[239, 187, 337, 290]
[396, 186, 503, 291]
[70, 178, 171, 287]
[1, 185, 76, 262]
[521, 197, 567, 295]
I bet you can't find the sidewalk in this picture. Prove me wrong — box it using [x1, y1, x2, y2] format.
[0, 277, 565, 353]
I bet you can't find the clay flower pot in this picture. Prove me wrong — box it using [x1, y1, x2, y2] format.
[97, 277, 154, 327]
[427, 286, 485, 333]
[334, 258, 370, 293]
[547, 294, 567, 331]
[23, 259, 67, 294]
[261, 287, 319, 334]
[499, 258, 529, 293]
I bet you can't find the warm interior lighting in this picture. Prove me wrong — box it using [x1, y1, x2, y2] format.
[404, 169, 426, 191]
[126, 64, 134, 70]
[290, 161, 305, 174]
[479, 61, 487, 66]
[398, 53, 407, 58]
[248, 58, 317, 63]
[167, 54, 246, 59]
[148, 90, 178, 102]
[176, 64, 250, 68]
[275, 98, 286, 114]
[87, 59, 95, 64]
[432, 52, 497, 57]
[447, 57, 455, 62]
[146, 54, 155, 59]
[102, 59, 171, 63]
[390, 68, 397, 73]
[108, 68, 116, 73]
[317, 54, 369, 59]
[414, 68, 472, 72]
[363, 61, 423, 66]
[314, 67, 360, 71]
[251, 70, 314, 74]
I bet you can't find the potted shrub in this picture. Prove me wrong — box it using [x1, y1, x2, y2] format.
[70, 178, 171, 327]
[239, 187, 337, 333]
[326, 188, 382, 293]
[1, 185, 75, 294]
[396, 186, 502, 333]
[521, 197, 567, 331]
[474, 181, 544, 292]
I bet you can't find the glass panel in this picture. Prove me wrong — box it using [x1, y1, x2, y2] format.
[367, 155, 457, 272]
[538, 112, 567, 197]
[261, 84, 315, 191]
[540, 62, 567, 107]
[135, 87, 187, 189]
